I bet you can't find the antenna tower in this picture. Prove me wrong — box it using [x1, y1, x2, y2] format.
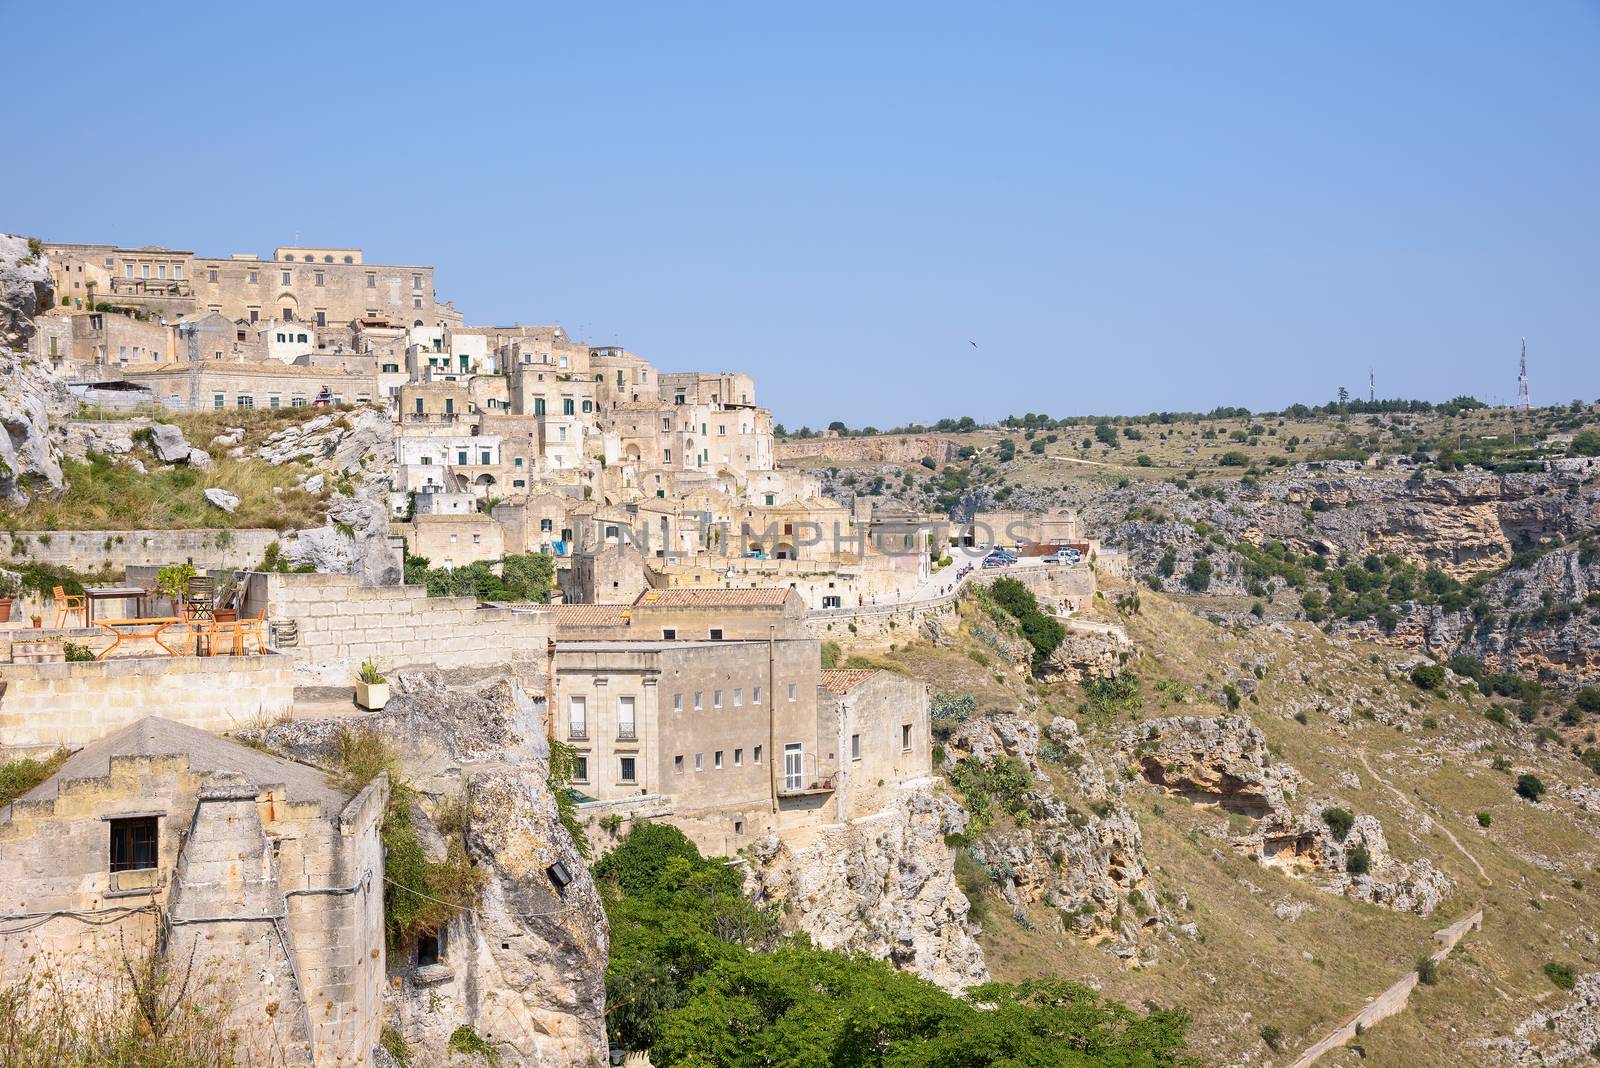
[1516, 339, 1530, 411]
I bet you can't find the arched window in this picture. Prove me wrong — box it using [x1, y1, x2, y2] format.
[343, 256, 353, 264]
[323, 255, 333, 263]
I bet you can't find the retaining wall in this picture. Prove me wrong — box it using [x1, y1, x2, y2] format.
[0, 528, 281, 574]
[0, 652, 295, 750]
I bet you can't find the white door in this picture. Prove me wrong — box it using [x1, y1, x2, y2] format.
[783, 743, 804, 792]
[568, 696, 586, 739]
[618, 695, 636, 740]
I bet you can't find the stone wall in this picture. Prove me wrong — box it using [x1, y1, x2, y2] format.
[805, 595, 958, 645]
[242, 571, 551, 686]
[0, 653, 295, 751]
[0, 528, 280, 573]
[775, 433, 959, 467]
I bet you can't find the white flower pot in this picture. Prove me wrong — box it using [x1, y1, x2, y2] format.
[355, 680, 389, 710]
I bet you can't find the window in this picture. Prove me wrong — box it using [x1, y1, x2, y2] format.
[323, 254, 333, 263]
[709, 628, 724, 641]
[693, 690, 703, 710]
[109, 816, 158, 872]
[734, 748, 743, 767]
[559, 355, 569, 368]
[344, 255, 354, 264]
[315, 311, 326, 327]
[572, 755, 588, 782]
[414, 297, 422, 309]
[765, 494, 776, 506]
[753, 686, 762, 705]
[733, 688, 743, 707]
[416, 930, 443, 967]
[673, 693, 683, 711]
[714, 751, 724, 769]
[367, 273, 376, 288]
[713, 689, 723, 709]
[674, 754, 684, 774]
[237, 395, 255, 409]
[281, 271, 291, 285]
[314, 271, 325, 287]
[663, 628, 677, 641]
[694, 753, 703, 772]
[458, 451, 468, 465]
[283, 307, 294, 321]
[582, 399, 593, 413]
[784, 743, 804, 792]
[412, 274, 423, 291]
[562, 398, 574, 416]
[619, 756, 636, 783]
[851, 733, 861, 760]
[249, 308, 260, 323]
[618, 696, 636, 740]
[297, 333, 308, 343]
[213, 393, 225, 409]
[754, 745, 762, 765]
[788, 683, 797, 702]
[533, 398, 545, 416]
[568, 695, 587, 739]
[480, 451, 491, 465]
[902, 724, 913, 752]
[248, 270, 258, 283]
[734, 819, 744, 834]
[269, 396, 280, 409]
[292, 396, 307, 407]
[513, 479, 525, 488]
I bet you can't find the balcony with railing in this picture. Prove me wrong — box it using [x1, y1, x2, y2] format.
[567, 721, 588, 741]
[616, 723, 638, 742]
[777, 750, 837, 799]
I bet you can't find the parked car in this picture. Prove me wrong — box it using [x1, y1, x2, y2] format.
[987, 549, 1018, 563]
[982, 556, 1010, 569]
[1044, 548, 1082, 564]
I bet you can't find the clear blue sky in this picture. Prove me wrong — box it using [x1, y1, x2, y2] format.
[5, 2, 1595, 428]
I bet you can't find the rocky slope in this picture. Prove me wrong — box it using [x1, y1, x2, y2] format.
[744, 784, 989, 992]
[0, 234, 71, 507]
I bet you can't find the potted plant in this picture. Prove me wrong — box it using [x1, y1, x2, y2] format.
[0, 574, 16, 623]
[355, 659, 388, 710]
[29, 613, 42, 629]
[157, 563, 196, 615]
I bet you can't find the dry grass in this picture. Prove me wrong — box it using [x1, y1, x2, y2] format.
[0, 406, 340, 532]
[860, 583, 1600, 1066]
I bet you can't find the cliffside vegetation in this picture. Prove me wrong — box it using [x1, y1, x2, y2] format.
[597, 823, 1196, 1066]
[402, 551, 554, 602]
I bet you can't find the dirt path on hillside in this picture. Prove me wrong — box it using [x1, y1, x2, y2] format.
[1359, 749, 1491, 885]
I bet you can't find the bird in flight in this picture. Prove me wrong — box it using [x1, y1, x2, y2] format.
[968, 340, 978, 348]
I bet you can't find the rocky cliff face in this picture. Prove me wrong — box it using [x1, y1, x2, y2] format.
[744, 785, 989, 992]
[1125, 715, 1449, 915]
[0, 235, 71, 507]
[1492, 970, 1600, 1065]
[245, 672, 609, 1067]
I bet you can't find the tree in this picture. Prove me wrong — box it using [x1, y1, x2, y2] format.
[1218, 451, 1249, 467]
[1184, 558, 1213, 592]
[499, 553, 554, 602]
[1346, 843, 1371, 875]
[1321, 807, 1355, 841]
[1515, 774, 1545, 802]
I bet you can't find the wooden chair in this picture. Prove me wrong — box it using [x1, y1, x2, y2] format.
[53, 586, 87, 628]
[184, 577, 215, 624]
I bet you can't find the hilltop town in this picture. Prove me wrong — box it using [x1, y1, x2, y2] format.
[2, 234, 1599, 1068]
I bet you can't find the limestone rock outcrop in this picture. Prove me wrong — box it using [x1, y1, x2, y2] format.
[0, 234, 51, 348]
[1122, 715, 1301, 820]
[0, 235, 70, 508]
[1493, 970, 1600, 1066]
[744, 785, 989, 992]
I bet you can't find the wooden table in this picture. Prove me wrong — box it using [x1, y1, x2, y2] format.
[84, 586, 150, 623]
[92, 617, 181, 659]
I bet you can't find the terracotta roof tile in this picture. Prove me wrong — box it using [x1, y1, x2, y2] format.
[818, 669, 877, 694]
[632, 587, 793, 607]
[552, 603, 631, 627]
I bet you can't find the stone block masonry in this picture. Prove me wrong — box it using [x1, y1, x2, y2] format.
[0, 528, 281, 574]
[242, 571, 552, 686]
[0, 652, 294, 751]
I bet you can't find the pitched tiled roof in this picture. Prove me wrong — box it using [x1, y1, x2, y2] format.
[552, 603, 631, 627]
[633, 587, 793, 607]
[818, 669, 878, 695]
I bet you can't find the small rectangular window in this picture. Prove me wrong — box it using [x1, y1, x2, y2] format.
[109, 816, 159, 872]
[788, 684, 797, 702]
[619, 756, 636, 783]
[902, 724, 913, 752]
[713, 689, 723, 709]
[714, 751, 724, 769]
[663, 628, 677, 640]
[281, 271, 291, 285]
[694, 753, 703, 772]
[753, 745, 762, 765]
[753, 686, 762, 705]
[734, 748, 743, 767]
[674, 754, 684, 773]
[733, 688, 743, 707]
[212, 394, 225, 409]
[314, 271, 325, 287]
[572, 756, 588, 782]
[851, 733, 861, 760]
[709, 628, 724, 641]
[673, 693, 683, 711]
[693, 690, 702, 711]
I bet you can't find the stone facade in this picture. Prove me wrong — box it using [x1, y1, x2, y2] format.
[0, 717, 388, 1068]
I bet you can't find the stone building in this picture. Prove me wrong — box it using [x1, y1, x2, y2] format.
[550, 586, 807, 641]
[119, 359, 378, 411]
[557, 637, 827, 851]
[817, 669, 931, 821]
[0, 717, 388, 1067]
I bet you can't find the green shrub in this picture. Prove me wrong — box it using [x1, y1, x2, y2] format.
[1321, 807, 1355, 842]
[1515, 773, 1545, 802]
[1417, 957, 1439, 985]
[820, 639, 842, 668]
[0, 749, 70, 806]
[1544, 961, 1577, 990]
[1346, 844, 1371, 875]
[1260, 1024, 1282, 1051]
[1411, 663, 1446, 690]
[1475, 811, 1492, 828]
[1185, 557, 1214, 592]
